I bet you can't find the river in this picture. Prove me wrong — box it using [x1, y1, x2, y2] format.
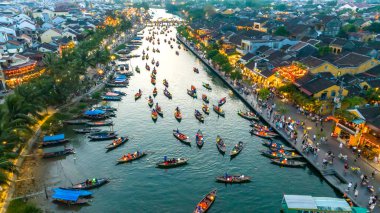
[41, 9, 338, 213]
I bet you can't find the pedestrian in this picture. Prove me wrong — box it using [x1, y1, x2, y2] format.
[347, 182, 352, 192]
[353, 182, 358, 191]
[371, 170, 376, 179]
[313, 134, 316, 141]
[339, 142, 343, 149]
[354, 189, 358, 197]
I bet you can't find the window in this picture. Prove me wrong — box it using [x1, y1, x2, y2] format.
[325, 65, 328, 70]
[331, 90, 336, 97]
[321, 92, 328, 100]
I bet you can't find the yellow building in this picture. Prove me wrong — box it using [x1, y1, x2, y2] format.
[40, 28, 62, 43]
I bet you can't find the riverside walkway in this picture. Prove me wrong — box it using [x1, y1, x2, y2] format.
[177, 35, 378, 211]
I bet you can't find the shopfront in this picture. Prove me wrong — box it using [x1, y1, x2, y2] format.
[333, 120, 360, 146]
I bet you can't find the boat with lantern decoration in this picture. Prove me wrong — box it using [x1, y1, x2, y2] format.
[194, 110, 205, 123]
[173, 129, 190, 145]
[216, 175, 251, 183]
[238, 110, 259, 121]
[156, 157, 188, 168]
[202, 104, 210, 115]
[195, 129, 204, 148]
[135, 90, 142, 100]
[155, 103, 163, 117]
[174, 107, 182, 121]
[230, 141, 244, 158]
[202, 94, 209, 104]
[117, 151, 146, 164]
[151, 109, 158, 121]
[260, 149, 302, 160]
[187, 89, 197, 98]
[262, 141, 295, 152]
[202, 82, 212, 90]
[216, 135, 226, 154]
[218, 97, 226, 106]
[193, 189, 216, 213]
[105, 137, 129, 150]
[148, 96, 154, 107]
[213, 105, 225, 117]
[250, 130, 278, 138]
[271, 158, 307, 168]
[153, 87, 158, 97]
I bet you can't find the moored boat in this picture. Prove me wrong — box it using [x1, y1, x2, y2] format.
[117, 151, 146, 164]
[41, 134, 68, 147]
[194, 110, 205, 123]
[105, 137, 129, 150]
[195, 129, 204, 148]
[52, 188, 90, 205]
[86, 120, 113, 127]
[262, 141, 295, 152]
[237, 110, 259, 121]
[250, 130, 277, 138]
[260, 149, 302, 159]
[271, 158, 307, 168]
[193, 189, 217, 213]
[73, 128, 101, 134]
[67, 178, 110, 190]
[193, 67, 199, 73]
[216, 174, 251, 183]
[63, 119, 89, 125]
[156, 157, 188, 168]
[88, 131, 117, 141]
[102, 95, 121, 101]
[216, 135, 226, 154]
[173, 129, 190, 145]
[213, 105, 225, 117]
[230, 141, 244, 157]
[42, 146, 75, 158]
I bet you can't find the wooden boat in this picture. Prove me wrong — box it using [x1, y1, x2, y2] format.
[218, 97, 226, 106]
[216, 175, 251, 183]
[148, 97, 154, 107]
[250, 121, 268, 129]
[260, 150, 302, 159]
[151, 78, 156, 85]
[86, 120, 113, 127]
[135, 90, 142, 100]
[152, 109, 158, 121]
[106, 82, 128, 87]
[173, 129, 191, 145]
[68, 178, 110, 190]
[193, 189, 216, 213]
[41, 134, 69, 147]
[156, 158, 188, 168]
[164, 89, 172, 99]
[187, 89, 197, 98]
[43, 147, 75, 158]
[117, 151, 146, 164]
[153, 87, 157, 97]
[213, 105, 225, 117]
[202, 104, 210, 115]
[237, 110, 259, 121]
[156, 61, 159, 66]
[163, 79, 169, 87]
[151, 59, 155, 65]
[89, 131, 117, 141]
[271, 159, 307, 168]
[105, 137, 129, 150]
[111, 90, 126, 96]
[102, 95, 121, 101]
[230, 141, 244, 157]
[151, 72, 156, 79]
[64, 119, 89, 125]
[250, 130, 277, 138]
[145, 64, 150, 71]
[174, 108, 182, 121]
[202, 94, 209, 103]
[153, 67, 157, 74]
[262, 141, 295, 152]
[73, 128, 101, 134]
[195, 129, 204, 148]
[216, 135, 226, 154]
[202, 82, 212, 90]
[175, 51, 179, 55]
[193, 67, 199, 73]
[94, 106, 117, 112]
[155, 104, 163, 117]
[194, 110, 205, 123]
[135, 66, 140, 73]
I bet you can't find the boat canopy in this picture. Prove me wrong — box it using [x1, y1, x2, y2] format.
[283, 195, 352, 212]
[84, 109, 105, 115]
[43, 134, 65, 142]
[52, 188, 92, 201]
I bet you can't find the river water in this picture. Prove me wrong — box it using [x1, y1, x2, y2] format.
[42, 9, 338, 213]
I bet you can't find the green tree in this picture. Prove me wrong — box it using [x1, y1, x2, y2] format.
[274, 26, 290, 36]
[258, 88, 270, 100]
[274, 4, 287, 11]
[364, 23, 380, 33]
[341, 96, 366, 109]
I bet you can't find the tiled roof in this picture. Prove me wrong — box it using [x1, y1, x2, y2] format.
[300, 77, 336, 95]
[300, 56, 326, 68]
[333, 52, 371, 67]
[241, 52, 255, 61]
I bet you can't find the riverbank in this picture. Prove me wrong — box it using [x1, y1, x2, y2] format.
[177, 35, 372, 210]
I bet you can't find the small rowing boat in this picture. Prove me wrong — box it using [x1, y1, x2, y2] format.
[187, 89, 197, 98]
[230, 141, 244, 157]
[153, 87, 157, 97]
[148, 96, 154, 107]
[174, 107, 182, 122]
[173, 129, 190, 145]
[155, 103, 163, 117]
[216, 135, 226, 154]
[260, 149, 302, 160]
[213, 105, 225, 117]
[195, 129, 204, 148]
[88, 131, 117, 141]
[68, 178, 109, 190]
[164, 89, 172, 99]
[202, 82, 212, 90]
[145, 63, 150, 71]
[135, 66, 140, 73]
[151, 73, 156, 79]
[135, 90, 142, 100]
[117, 151, 146, 164]
[202, 104, 210, 114]
[218, 97, 226, 106]
[194, 110, 205, 123]
[151, 78, 156, 85]
[105, 137, 128, 150]
[237, 110, 259, 121]
[271, 158, 307, 168]
[202, 94, 209, 104]
[163, 79, 169, 87]
[216, 174, 251, 184]
[262, 141, 295, 152]
[156, 157, 188, 168]
[193, 189, 216, 213]
[193, 67, 199, 73]
[152, 109, 158, 121]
